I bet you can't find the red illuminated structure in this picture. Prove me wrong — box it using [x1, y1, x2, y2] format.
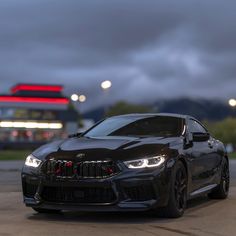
[0, 84, 69, 105]
[0, 84, 77, 150]
[0, 96, 69, 104]
[11, 84, 63, 94]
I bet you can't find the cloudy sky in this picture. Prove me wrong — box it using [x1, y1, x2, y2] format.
[0, 0, 236, 111]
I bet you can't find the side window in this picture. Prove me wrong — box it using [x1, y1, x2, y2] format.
[189, 119, 207, 133]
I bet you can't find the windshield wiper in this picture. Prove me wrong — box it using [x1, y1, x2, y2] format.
[68, 132, 83, 138]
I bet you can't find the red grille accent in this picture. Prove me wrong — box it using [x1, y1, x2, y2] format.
[43, 160, 120, 179]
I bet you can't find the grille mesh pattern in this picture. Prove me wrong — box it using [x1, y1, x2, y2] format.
[43, 159, 120, 179]
[23, 182, 38, 198]
[124, 184, 156, 201]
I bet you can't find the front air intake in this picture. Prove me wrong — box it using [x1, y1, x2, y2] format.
[41, 186, 116, 204]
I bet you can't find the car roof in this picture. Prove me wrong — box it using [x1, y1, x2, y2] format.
[111, 113, 192, 120]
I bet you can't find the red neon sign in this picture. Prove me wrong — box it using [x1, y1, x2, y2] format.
[0, 96, 69, 104]
[11, 84, 63, 94]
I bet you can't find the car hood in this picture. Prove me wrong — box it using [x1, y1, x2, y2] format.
[33, 136, 181, 161]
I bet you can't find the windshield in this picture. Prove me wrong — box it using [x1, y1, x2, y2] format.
[84, 116, 184, 138]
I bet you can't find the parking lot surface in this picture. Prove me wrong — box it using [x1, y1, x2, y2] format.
[1, 160, 236, 236]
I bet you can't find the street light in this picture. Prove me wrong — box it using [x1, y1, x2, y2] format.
[78, 95, 86, 103]
[71, 94, 79, 102]
[101, 80, 112, 90]
[229, 99, 236, 107]
[71, 94, 87, 103]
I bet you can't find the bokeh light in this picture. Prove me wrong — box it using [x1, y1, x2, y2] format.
[229, 99, 236, 107]
[78, 95, 86, 103]
[101, 80, 112, 90]
[71, 94, 79, 101]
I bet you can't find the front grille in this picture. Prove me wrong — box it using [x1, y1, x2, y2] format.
[42, 160, 120, 179]
[41, 186, 116, 204]
[23, 183, 38, 198]
[124, 184, 156, 201]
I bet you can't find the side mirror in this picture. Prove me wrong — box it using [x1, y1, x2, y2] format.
[183, 132, 193, 149]
[68, 132, 83, 138]
[192, 132, 210, 142]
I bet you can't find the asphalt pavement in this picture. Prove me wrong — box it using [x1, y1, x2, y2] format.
[1, 160, 236, 236]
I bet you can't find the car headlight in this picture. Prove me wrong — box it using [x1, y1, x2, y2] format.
[25, 154, 42, 168]
[124, 155, 165, 169]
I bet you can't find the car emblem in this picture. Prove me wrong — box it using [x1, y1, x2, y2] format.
[76, 153, 86, 158]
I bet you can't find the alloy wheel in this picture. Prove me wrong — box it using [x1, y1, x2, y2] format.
[222, 162, 230, 194]
[174, 168, 187, 211]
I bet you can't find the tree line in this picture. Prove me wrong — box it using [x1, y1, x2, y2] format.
[105, 101, 236, 144]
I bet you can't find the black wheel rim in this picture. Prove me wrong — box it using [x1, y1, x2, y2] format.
[222, 162, 230, 194]
[174, 168, 187, 211]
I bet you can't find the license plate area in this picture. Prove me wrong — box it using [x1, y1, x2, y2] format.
[74, 190, 85, 199]
[41, 185, 117, 204]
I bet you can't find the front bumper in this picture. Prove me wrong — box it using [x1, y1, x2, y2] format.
[22, 165, 171, 212]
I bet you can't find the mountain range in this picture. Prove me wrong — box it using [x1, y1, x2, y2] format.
[83, 98, 235, 122]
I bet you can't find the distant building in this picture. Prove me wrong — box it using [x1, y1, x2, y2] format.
[0, 84, 78, 149]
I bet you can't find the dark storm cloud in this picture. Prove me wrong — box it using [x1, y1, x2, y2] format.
[0, 0, 236, 110]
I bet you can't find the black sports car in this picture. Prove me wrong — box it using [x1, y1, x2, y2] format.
[22, 113, 229, 218]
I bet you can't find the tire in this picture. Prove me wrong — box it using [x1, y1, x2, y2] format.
[158, 161, 187, 218]
[208, 158, 230, 199]
[32, 207, 61, 214]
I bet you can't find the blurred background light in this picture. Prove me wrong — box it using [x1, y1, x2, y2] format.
[71, 94, 79, 102]
[229, 99, 236, 107]
[78, 95, 86, 103]
[0, 121, 63, 129]
[101, 80, 112, 90]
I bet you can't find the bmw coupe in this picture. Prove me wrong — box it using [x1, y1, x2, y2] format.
[22, 113, 229, 217]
